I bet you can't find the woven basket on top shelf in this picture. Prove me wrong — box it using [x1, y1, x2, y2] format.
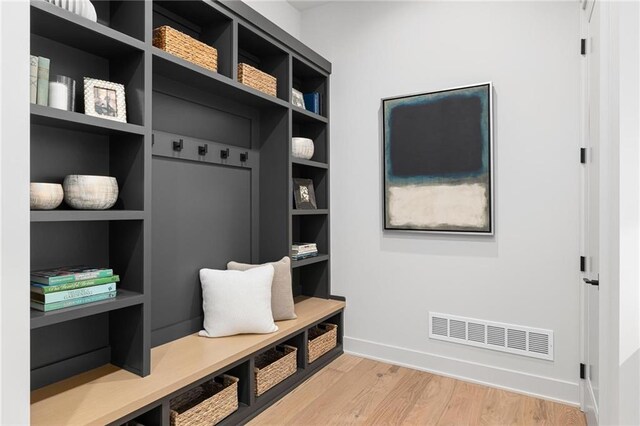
[170, 375, 238, 426]
[153, 26, 218, 72]
[308, 323, 338, 364]
[238, 63, 277, 97]
[254, 345, 297, 396]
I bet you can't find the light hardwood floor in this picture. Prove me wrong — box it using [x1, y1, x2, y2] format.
[249, 355, 586, 426]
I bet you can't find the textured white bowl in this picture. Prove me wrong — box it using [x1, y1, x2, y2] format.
[63, 175, 119, 210]
[292, 137, 314, 160]
[30, 183, 64, 210]
[45, 0, 97, 22]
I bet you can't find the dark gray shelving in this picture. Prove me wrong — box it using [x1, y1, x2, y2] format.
[292, 209, 328, 216]
[292, 254, 329, 268]
[30, 289, 144, 330]
[292, 158, 328, 169]
[29, 0, 338, 420]
[31, 0, 145, 57]
[152, 48, 290, 110]
[292, 105, 328, 124]
[31, 210, 145, 222]
[30, 104, 145, 136]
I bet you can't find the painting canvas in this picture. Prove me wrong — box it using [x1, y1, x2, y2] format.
[382, 83, 493, 233]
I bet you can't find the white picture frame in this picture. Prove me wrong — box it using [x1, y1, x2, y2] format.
[83, 77, 127, 123]
[291, 88, 306, 109]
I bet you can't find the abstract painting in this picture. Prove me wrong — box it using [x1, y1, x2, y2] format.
[382, 83, 493, 233]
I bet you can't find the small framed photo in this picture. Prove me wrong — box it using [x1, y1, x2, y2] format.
[291, 88, 306, 109]
[293, 178, 317, 210]
[83, 77, 127, 123]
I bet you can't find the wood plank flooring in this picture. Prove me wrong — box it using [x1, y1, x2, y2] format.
[249, 355, 586, 426]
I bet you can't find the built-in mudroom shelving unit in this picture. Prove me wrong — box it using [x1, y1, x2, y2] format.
[30, 1, 343, 425]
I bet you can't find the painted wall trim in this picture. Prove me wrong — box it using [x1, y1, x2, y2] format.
[344, 336, 580, 406]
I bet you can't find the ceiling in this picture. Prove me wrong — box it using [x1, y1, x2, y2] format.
[287, 1, 331, 11]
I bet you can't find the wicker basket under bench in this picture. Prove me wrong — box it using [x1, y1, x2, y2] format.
[170, 375, 238, 426]
[308, 323, 338, 364]
[254, 344, 297, 396]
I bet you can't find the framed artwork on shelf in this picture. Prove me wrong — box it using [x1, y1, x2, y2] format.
[291, 88, 306, 109]
[83, 77, 127, 123]
[293, 178, 317, 210]
[382, 82, 493, 234]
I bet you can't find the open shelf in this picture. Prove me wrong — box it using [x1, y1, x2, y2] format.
[30, 297, 345, 426]
[30, 0, 145, 57]
[292, 105, 328, 124]
[30, 289, 144, 330]
[31, 104, 145, 136]
[153, 48, 290, 110]
[292, 254, 329, 268]
[291, 158, 328, 169]
[292, 56, 328, 118]
[153, 0, 234, 78]
[31, 210, 145, 222]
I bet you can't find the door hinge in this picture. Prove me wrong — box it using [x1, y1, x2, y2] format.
[580, 256, 586, 272]
[581, 38, 586, 55]
[580, 148, 586, 164]
[580, 363, 586, 379]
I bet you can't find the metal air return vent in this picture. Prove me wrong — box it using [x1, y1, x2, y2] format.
[428, 312, 553, 361]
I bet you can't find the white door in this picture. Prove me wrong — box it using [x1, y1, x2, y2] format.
[581, 0, 599, 423]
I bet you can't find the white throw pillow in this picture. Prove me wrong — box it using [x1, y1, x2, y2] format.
[199, 264, 278, 338]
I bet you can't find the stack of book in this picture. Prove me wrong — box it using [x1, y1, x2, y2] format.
[291, 243, 318, 261]
[30, 266, 119, 312]
[303, 92, 321, 114]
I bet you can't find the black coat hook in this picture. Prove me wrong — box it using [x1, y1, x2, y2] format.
[240, 152, 248, 162]
[198, 144, 208, 156]
[173, 139, 183, 152]
[220, 148, 229, 159]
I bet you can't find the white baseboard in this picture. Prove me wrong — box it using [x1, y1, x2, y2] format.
[344, 336, 580, 407]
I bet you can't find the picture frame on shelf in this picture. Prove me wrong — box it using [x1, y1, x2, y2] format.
[291, 88, 306, 109]
[83, 77, 127, 123]
[293, 178, 317, 210]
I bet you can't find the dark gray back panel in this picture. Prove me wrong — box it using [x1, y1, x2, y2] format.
[151, 156, 252, 346]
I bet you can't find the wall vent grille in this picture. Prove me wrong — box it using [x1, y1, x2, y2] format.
[428, 313, 554, 361]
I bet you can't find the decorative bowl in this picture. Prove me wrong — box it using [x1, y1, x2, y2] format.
[63, 175, 119, 210]
[44, 0, 97, 22]
[30, 183, 64, 210]
[292, 137, 314, 160]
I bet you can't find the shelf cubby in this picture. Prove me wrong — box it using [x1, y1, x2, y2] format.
[292, 215, 328, 254]
[293, 261, 329, 297]
[237, 24, 290, 102]
[292, 115, 327, 164]
[30, 0, 146, 53]
[292, 163, 327, 210]
[153, 1, 234, 78]
[31, 124, 145, 210]
[30, 32, 145, 125]
[292, 56, 328, 118]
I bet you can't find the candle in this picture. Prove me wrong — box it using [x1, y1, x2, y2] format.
[49, 81, 69, 110]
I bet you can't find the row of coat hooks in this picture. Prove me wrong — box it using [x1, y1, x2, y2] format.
[172, 138, 249, 163]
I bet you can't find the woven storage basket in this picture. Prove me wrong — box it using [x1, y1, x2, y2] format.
[238, 63, 277, 97]
[308, 323, 338, 364]
[153, 26, 218, 72]
[254, 345, 297, 396]
[170, 375, 238, 426]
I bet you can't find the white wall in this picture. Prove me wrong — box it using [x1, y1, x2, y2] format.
[301, 1, 582, 404]
[598, 1, 640, 424]
[0, 0, 31, 423]
[242, 0, 302, 39]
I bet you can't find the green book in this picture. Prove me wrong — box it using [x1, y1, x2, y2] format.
[30, 55, 38, 104]
[30, 291, 117, 312]
[30, 275, 120, 294]
[36, 56, 50, 106]
[31, 266, 113, 285]
[31, 282, 117, 304]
